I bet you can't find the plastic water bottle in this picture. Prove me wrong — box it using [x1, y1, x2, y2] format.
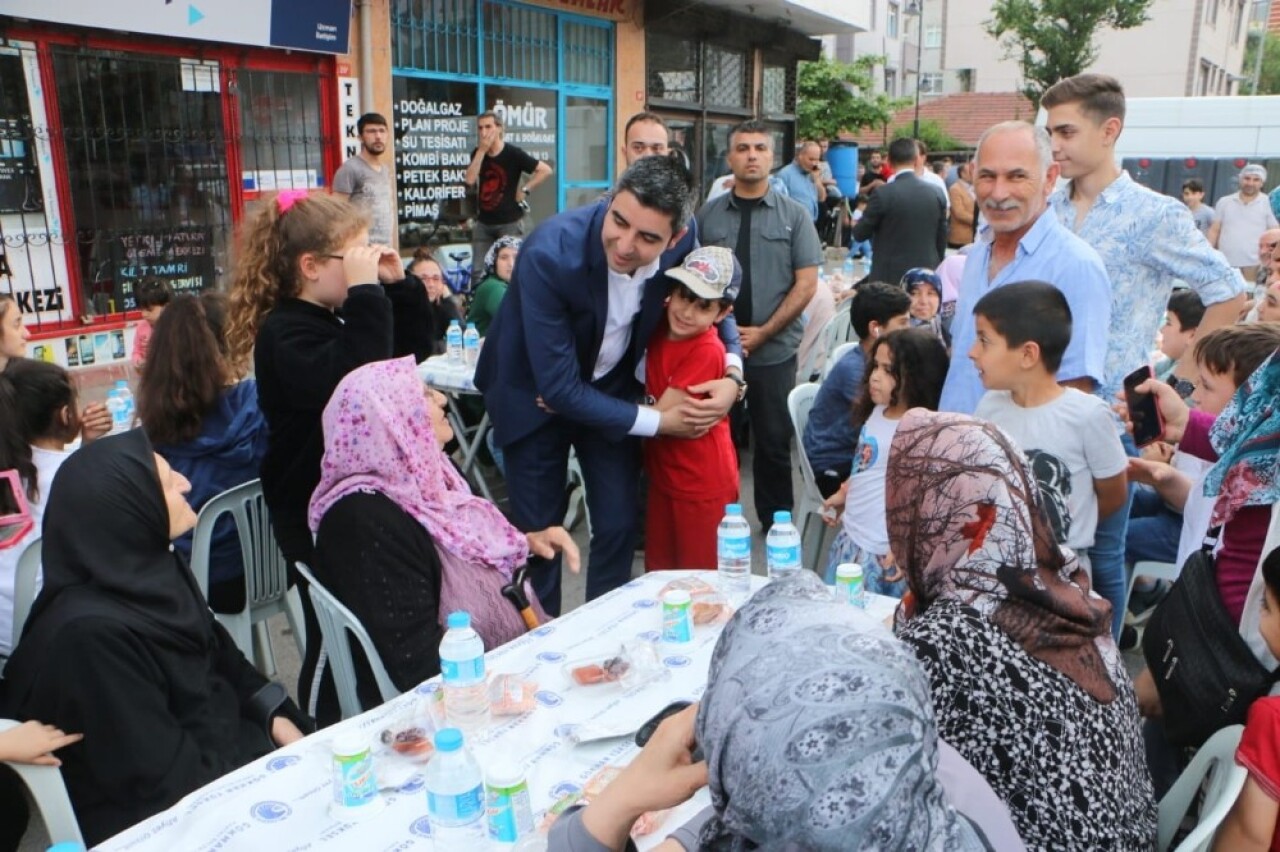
[842, 252, 855, 280]
[425, 728, 486, 844]
[446, 320, 464, 364]
[439, 611, 489, 731]
[717, 503, 752, 598]
[114, 380, 134, 426]
[463, 322, 480, 367]
[766, 511, 802, 580]
[106, 389, 128, 434]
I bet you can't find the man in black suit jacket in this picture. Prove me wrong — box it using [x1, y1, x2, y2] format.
[851, 137, 947, 286]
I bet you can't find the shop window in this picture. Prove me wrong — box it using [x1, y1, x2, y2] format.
[563, 20, 612, 88]
[0, 45, 72, 328]
[52, 48, 232, 316]
[648, 36, 700, 103]
[392, 0, 481, 75]
[564, 96, 608, 184]
[761, 64, 795, 117]
[238, 70, 327, 193]
[483, 1, 558, 84]
[703, 45, 748, 109]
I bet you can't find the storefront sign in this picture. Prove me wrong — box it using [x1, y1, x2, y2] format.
[111, 227, 214, 311]
[524, 0, 631, 20]
[392, 78, 478, 247]
[338, 77, 361, 162]
[4, 0, 353, 55]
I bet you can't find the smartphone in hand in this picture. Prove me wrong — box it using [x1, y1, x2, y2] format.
[1123, 365, 1164, 448]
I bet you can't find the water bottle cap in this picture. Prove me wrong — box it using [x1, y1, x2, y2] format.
[485, 759, 527, 788]
[773, 511, 792, 524]
[836, 563, 863, 579]
[725, 503, 742, 515]
[449, 319, 461, 327]
[434, 727, 463, 752]
[466, 321, 477, 330]
[663, 589, 692, 605]
[115, 380, 128, 387]
[46, 844, 86, 852]
[446, 611, 471, 629]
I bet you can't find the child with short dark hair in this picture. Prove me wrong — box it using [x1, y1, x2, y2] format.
[1156, 289, 1205, 398]
[132, 278, 173, 368]
[1211, 546, 1280, 851]
[970, 281, 1128, 610]
[822, 327, 948, 595]
[644, 246, 741, 570]
[1181, 178, 1216, 235]
[802, 281, 911, 497]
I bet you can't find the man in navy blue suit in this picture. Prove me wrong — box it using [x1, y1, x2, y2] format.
[475, 156, 744, 613]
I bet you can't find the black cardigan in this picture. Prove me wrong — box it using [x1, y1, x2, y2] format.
[313, 491, 445, 710]
[254, 281, 428, 564]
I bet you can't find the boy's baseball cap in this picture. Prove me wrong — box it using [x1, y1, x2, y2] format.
[667, 246, 741, 302]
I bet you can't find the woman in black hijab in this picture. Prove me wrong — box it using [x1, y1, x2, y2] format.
[1, 429, 311, 846]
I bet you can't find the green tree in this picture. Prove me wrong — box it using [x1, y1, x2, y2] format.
[892, 120, 964, 154]
[985, 0, 1154, 103]
[796, 55, 910, 141]
[1241, 31, 1280, 95]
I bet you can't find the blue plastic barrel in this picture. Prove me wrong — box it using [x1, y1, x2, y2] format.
[827, 141, 860, 198]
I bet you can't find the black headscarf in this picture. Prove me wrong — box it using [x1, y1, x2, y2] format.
[22, 428, 212, 653]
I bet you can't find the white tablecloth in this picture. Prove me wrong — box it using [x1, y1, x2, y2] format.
[98, 571, 899, 851]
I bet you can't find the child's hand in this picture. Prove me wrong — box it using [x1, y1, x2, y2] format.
[341, 245, 383, 288]
[0, 721, 83, 766]
[80, 402, 112, 442]
[1140, 441, 1174, 464]
[879, 551, 904, 584]
[821, 482, 848, 527]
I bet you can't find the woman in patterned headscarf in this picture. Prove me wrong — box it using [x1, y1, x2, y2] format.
[548, 571, 1023, 851]
[887, 409, 1156, 851]
[468, 234, 521, 337]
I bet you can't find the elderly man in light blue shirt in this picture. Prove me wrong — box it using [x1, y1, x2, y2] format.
[939, 121, 1111, 415]
[776, 140, 833, 222]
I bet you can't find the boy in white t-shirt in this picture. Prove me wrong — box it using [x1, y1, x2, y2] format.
[970, 281, 1128, 580]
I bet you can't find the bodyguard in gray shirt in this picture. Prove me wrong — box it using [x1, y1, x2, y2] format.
[696, 119, 823, 529]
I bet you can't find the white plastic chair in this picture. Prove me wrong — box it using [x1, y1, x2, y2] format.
[294, 562, 400, 720]
[786, 383, 827, 575]
[1157, 724, 1247, 852]
[188, 480, 305, 676]
[12, 536, 42, 651]
[0, 719, 84, 846]
[1124, 560, 1182, 626]
[564, 449, 590, 533]
[830, 298, 855, 346]
[823, 341, 860, 381]
[797, 311, 839, 384]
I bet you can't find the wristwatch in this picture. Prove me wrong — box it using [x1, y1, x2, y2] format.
[727, 371, 747, 402]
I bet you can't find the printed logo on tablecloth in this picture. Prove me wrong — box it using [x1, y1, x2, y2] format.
[663, 655, 692, 668]
[536, 650, 565, 663]
[396, 775, 426, 794]
[636, 630, 661, 642]
[531, 625, 556, 637]
[534, 690, 563, 708]
[632, 599, 657, 609]
[415, 682, 441, 696]
[410, 816, 434, 837]
[624, 578, 645, 588]
[250, 800, 292, 823]
[549, 781, 582, 799]
[265, 755, 301, 772]
[553, 723, 579, 739]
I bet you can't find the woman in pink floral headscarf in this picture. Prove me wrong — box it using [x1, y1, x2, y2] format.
[308, 357, 577, 712]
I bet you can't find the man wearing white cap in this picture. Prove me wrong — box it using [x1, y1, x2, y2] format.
[1209, 164, 1279, 282]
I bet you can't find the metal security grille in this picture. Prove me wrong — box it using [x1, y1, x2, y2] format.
[52, 47, 232, 316]
[238, 69, 328, 191]
[703, 44, 748, 109]
[647, 35, 700, 103]
[761, 62, 796, 117]
[392, 0, 481, 75]
[562, 20, 611, 87]
[483, 2, 558, 83]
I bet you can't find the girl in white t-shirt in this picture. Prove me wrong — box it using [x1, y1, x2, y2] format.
[823, 328, 949, 595]
[0, 359, 110, 655]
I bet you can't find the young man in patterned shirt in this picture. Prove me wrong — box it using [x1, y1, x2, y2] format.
[1040, 73, 1245, 640]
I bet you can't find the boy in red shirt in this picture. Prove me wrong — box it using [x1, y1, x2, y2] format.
[644, 246, 741, 570]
